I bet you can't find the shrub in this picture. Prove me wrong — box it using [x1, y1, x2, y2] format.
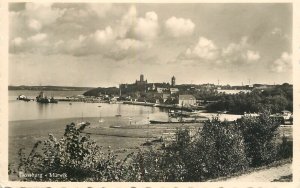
[190, 119, 249, 180]
[133, 129, 190, 182]
[277, 135, 293, 159]
[10, 113, 288, 182]
[11, 122, 138, 181]
[237, 110, 281, 167]
[141, 120, 249, 182]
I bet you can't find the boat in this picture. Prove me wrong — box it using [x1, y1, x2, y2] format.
[115, 104, 122, 117]
[36, 91, 58, 104]
[77, 113, 90, 127]
[17, 95, 31, 102]
[98, 105, 104, 123]
[110, 125, 121, 128]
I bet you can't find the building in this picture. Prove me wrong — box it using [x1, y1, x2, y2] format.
[162, 93, 170, 102]
[217, 89, 251, 94]
[178, 95, 196, 107]
[171, 76, 176, 86]
[170, 88, 179, 94]
[157, 87, 168, 93]
[136, 74, 148, 85]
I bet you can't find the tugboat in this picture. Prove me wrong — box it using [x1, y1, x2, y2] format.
[36, 91, 58, 104]
[17, 95, 31, 102]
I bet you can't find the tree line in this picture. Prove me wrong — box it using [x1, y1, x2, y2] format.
[207, 83, 293, 114]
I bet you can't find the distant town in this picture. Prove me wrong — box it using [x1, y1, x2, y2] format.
[11, 74, 293, 118]
[82, 74, 292, 111]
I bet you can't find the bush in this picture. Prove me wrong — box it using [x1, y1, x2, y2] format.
[190, 119, 249, 180]
[11, 123, 139, 181]
[138, 120, 249, 182]
[277, 135, 293, 159]
[237, 111, 281, 167]
[10, 113, 289, 182]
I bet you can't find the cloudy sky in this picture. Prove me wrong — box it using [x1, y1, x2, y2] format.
[9, 3, 292, 87]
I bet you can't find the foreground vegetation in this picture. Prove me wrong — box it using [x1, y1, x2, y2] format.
[9, 111, 292, 182]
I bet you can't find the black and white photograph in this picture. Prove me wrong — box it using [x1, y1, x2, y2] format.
[6, 2, 294, 183]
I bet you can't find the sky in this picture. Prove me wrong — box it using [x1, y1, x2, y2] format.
[9, 3, 292, 87]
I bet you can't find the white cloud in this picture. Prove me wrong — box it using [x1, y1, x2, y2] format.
[165, 17, 195, 37]
[28, 33, 48, 43]
[133, 11, 159, 41]
[221, 37, 260, 64]
[9, 3, 65, 44]
[118, 5, 138, 38]
[25, 3, 64, 26]
[116, 38, 149, 50]
[10, 33, 50, 54]
[222, 36, 248, 57]
[118, 6, 159, 41]
[181, 36, 261, 66]
[185, 37, 219, 60]
[93, 26, 115, 44]
[27, 19, 42, 31]
[271, 52, 292, 73]
[246, 50, 260, 61]
[9, 4, 155, 59]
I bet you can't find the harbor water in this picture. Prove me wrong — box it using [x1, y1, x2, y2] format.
[9, 90, 169, 122]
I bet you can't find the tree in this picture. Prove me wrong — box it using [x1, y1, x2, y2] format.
[237, 110, 280, 167]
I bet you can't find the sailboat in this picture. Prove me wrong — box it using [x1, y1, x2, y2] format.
[115, 103, 122, 117]
[77, 112, 86, 126]
[98, 106, 104, 123]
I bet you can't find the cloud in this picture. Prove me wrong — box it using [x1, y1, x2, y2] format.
[10, 33, 50, 54]
[27, 19, 42, 31]
[220, 37, 261, 64]
[116, 38, 149, 50]
[9, 4, 156, 60]
[184, 37, 219, 60]
[246, 50, 260, 61]
[28, 33, 47, 43]
[50, 27, 149, 58]
[24, 3, 64, 26]
[118, 5, 138, 38]
[118, 6, 159, 41]
[271, 52, 292, 73]
[93, 26, 115, 44]
[181, 36, 260, 66]
[133, 11, 159, 41]
[165, 17, 195, 37]
[9, 3, 65, 40]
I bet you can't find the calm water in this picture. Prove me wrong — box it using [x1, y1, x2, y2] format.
[9, 90, 168, 122]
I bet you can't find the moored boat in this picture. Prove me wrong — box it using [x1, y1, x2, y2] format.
[36, 91, 58, 104]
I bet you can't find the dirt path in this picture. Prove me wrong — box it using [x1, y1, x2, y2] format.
[225, 163, 292, 182]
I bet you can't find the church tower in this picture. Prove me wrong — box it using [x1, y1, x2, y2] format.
[171, 76, 176, 87]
